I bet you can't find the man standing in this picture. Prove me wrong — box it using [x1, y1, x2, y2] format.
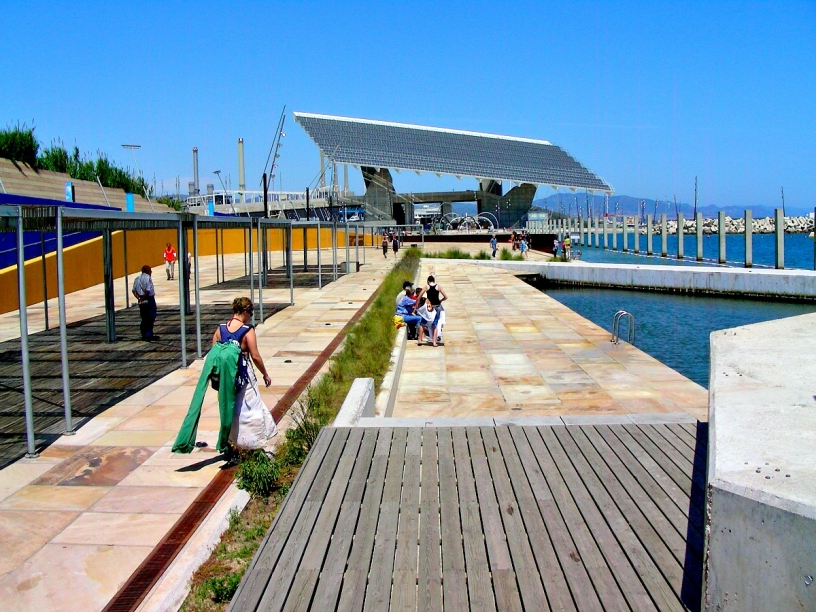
[164, 243, 177, 280]
[490, 234, 498, 258]
[132, 265, 157, 340]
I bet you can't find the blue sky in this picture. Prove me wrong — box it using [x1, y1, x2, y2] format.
[2, 1, 814, 210]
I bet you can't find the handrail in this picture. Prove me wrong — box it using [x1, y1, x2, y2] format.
[611, 310, 635, 345]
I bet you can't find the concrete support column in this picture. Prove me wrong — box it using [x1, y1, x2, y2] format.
[647, 215, 653, 255]
[677, 213, 684, 259]
[719, 210, 727, 264]
[661, 214, 667, 257]
[622, 217, 628, 251]
[775, 208, 784, 269]
[602, 216, 608, 249]
[745, 210, 753, 268]
[633, 218, 640, 253]
[696, 212, 704, 261]
[612, 216, 618, 250]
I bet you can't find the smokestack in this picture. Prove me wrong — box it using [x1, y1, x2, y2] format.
[238, 138, 245, 192]
[192, 147, 199, 195]
[319, 151, 326, 189]
[343, 164, 349, 194]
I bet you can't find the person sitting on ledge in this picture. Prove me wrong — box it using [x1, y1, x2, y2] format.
[396, 286, 421, 340]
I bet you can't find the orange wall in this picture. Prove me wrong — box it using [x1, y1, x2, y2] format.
[0, 226, 374, 314]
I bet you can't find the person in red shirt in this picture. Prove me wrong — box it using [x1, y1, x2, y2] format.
[164, 243, 177, 280]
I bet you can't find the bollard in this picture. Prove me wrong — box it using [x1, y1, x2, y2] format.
[696, 212, 703, 261]
[661, 214, 667, 257]
[677, 213, 684, 259]
[745, 209, 753, 268]
[719, 210, 727, 264]
[647, 215, 653, 255]
[775, 208, 784, 269]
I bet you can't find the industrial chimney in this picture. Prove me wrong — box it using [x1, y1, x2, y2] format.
[192, 147, 200, 195]
[238, 138, 246, 192]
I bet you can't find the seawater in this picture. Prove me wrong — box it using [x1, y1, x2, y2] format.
[542, 285, 816, 388]
[572, 232, 815, 270]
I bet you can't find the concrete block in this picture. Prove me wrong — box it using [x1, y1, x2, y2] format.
[422, 417, 497, 427]
[494, 416, 563, 427]
[561, 414, 631, 425]
[626, 412, 697, 424]
[332, 377, 375, 427]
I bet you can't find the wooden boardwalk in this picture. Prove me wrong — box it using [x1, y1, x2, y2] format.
[231, 422, 707, 611]
[0, 302, 285, 469]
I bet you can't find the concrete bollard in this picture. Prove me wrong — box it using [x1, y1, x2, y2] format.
[745, 209, 753, 268]
[333, 377, 375, 426]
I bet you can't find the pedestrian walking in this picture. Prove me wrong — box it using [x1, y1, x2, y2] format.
[490, 234, 498, 258]
[392, 234, 400, 255]
[132, 265, 157, 340]
[520, 238, 529, 259]
[382, 235, 389, 258]
[164, 243, 177, 280]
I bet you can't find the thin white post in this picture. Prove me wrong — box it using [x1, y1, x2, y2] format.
[177, 221, 187, 368]
[194, 215, 201, 358]
[317, 220, 322, 289]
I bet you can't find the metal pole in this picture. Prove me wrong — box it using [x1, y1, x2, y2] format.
[646, 214, 653, 255]
[745, 209, 753, 268]
[332, 222, 337, 281]
[243, 228, 247, 276]
[40, 232, 49, 330]
[193, 215, 201, 358]
[677, 213, 684, 259]
[220, 229, 225, 282]
[775, 208, 784, 269]
[363, 225, 366, 264]
[696, 212, 703, 261]
[215, 227, 220, 284]
[303, 226, 308, 272]
[177, 221, 187, 368]
[257, 220, 263, 323]
[17, 208, 37, 456]
[718, 210, 727, 264]
[249, 219, 254, 323]
[102, 230, 116, 342]
[123, 231, 130, 308]
[55, 208, 74, 434]
[287, 225, 294, 305]
[345, 221, 350, 273]
[355, 224, 359, 265]
[661, 213, 667, 257]
[317, 220, 322, 289]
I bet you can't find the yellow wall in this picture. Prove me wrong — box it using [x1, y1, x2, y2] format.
[0, 226, 374, 314]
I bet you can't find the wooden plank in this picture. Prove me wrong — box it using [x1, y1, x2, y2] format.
[336, 428, 393, 612]
[436, 427, 468, 611]
[563, 426, 688, 611]
[417, 428, 443, 612]
[451, 427, 497, 612]
[229, 428, 337, 612]
[521, 427, 627, 612]
[283, 428, 365, 611]
[308, 427, 379, 611]
[541, 426, 657, 612]
[255, 428, 352, 611]
[391, 428, 422, 611]
[363, 427, 409, 611]
[506, 426, 598, 611]
[480, 427, 550, 612]
[665, 422, 698, 452]
[467, 427, 523, 612]
[615, 425, 695, 499]
[640, 424, 696, 468]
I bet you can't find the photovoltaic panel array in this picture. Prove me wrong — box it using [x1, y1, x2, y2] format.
[294, 112, 612, 193]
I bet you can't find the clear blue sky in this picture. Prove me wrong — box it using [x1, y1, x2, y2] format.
[2, 1, 814, 210]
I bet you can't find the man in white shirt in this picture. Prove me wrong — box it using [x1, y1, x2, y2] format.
[131, 265, 157, 340]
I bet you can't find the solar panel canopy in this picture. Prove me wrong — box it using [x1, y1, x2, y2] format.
[294, 112, 612, 193]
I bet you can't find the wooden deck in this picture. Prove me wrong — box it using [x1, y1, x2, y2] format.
[0, 302, 286, 469]
[230, 422, 707, 611]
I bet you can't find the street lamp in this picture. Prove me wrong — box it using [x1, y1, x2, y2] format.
[121, 144, 154, 212]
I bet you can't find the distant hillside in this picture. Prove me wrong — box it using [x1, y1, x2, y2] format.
[532, 194, 811, 219]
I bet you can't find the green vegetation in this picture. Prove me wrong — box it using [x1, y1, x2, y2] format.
[181, 248, 421, 612]
[424, 247, 492, 260]
[0, 123, 152, 198]
[498, 248, 525, 261]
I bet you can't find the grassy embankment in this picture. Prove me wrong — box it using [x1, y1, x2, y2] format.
[180, 248, 421, 612]
[423, 246, 525, 261]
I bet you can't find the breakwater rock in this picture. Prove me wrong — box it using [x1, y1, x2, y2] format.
[648, 215, 814, 235]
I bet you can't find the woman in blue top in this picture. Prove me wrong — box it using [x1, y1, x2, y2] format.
[212, 297, 276, 450]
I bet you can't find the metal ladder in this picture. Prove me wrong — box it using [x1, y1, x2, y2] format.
[611, 310, 635, 345]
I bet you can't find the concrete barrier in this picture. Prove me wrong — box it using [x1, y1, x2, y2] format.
[704, 313, 816, 611]
[375, 326, 407, 417]
[332, 377, 375, 427]
[431, 259, 816, 300]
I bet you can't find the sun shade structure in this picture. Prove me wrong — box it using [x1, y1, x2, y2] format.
[294, 112, 613, 193]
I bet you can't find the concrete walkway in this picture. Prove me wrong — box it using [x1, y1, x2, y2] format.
[392, 259, 708, 422]
[0, 246, 395, 611]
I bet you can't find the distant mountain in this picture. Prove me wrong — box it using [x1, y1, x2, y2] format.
[532, 194, 811, 219]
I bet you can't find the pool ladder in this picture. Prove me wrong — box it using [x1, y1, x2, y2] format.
[611, 310, 635, 345]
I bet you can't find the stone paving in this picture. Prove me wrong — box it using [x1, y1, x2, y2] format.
[0, 244, 393, 611]
[392, 259, 708, 422]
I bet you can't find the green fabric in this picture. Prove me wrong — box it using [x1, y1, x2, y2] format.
[172, 342, 241, 454]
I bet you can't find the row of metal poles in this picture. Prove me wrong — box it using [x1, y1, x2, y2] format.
[542, 208, 816, 270]
[10, 204, 418, 458]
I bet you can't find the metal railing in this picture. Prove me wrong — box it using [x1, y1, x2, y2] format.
[611, 310, 635, 345]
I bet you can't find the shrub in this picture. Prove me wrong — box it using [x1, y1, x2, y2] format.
[499, 248, 524, 261]
[235, 450, 280, 499]
[0, 123, 39, 166]
[202, 573, 242, 603]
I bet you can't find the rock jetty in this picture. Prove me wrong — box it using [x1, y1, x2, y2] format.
[647, 215, 813, 235]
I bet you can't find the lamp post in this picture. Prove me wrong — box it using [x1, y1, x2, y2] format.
[121, 144, 154, 212]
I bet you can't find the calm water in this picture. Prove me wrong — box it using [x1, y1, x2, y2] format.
[543, 285, 816, 388]
[573, 232, 816, 270]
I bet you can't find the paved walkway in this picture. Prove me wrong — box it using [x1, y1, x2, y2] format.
[0, 246, 395, 611]
[393, 259, 708, 422]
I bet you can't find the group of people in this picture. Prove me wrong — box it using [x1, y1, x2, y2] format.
[510, 230, 532, 258]
[553, 235, 573, 259]
[381, 231, 400, 258]
[395, 275, 447, 347]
